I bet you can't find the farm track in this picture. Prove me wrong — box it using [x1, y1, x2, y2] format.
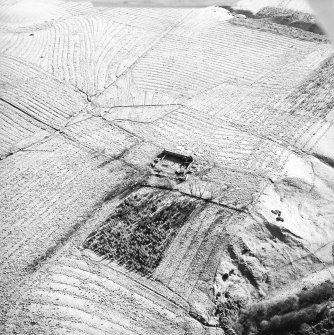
[101, 104, 182, 123]
[1, 2, 334, 334]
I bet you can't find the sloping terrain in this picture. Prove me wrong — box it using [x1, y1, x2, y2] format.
[0, 0, 334, 334]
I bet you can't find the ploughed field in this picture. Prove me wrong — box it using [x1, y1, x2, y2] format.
[1, 1, 334, 334]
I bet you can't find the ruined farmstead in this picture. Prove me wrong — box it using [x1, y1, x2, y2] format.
[1, 1, 334, 335]
[151, 150, 196, 182]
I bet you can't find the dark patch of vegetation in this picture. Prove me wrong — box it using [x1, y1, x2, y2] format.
[24, 206, 100, 273]
[102, 169, 147, 202]
[84, 189, 197, 275]
[257, 8, 312, 22]
[221, 5, 325, 37]
[219, 5, 259, 19]
[265, 222, 287, 243]
[299, 282, 334, 308]
[256, 7, 324, 35]
[228, 244, 260, 289]
[216, 295, 245, 335]
[97, 147, 132, 168]
[229, 6, 328, 43]
[230, 17, 329, 43]
[295, 314, 334, 335]
[238, 281, 334, 334]
[23, 170, 147, 274]
[314, 154, 334, 170]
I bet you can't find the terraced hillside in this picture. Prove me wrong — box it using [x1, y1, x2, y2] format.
[1, 0, 334, 334]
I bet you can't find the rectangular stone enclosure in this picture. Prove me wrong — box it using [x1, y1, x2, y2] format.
[151, 150, 194, 181]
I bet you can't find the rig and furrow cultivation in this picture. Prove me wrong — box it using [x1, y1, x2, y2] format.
[0, 0, 94, 31]
[0, 135, 133, 311]
[156, 206, 229, 290]
[114, 105, 290, 179]
[0, 10, 193, 97]
[0, 55, 87, 128]
[125, 12, 326, 99]
[4, 250, 214, 335]
[63, 115, 142, 157]
[0, 99, 51, 158]
[96, 7, 192, 32]
[1, 1, 334, 335]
